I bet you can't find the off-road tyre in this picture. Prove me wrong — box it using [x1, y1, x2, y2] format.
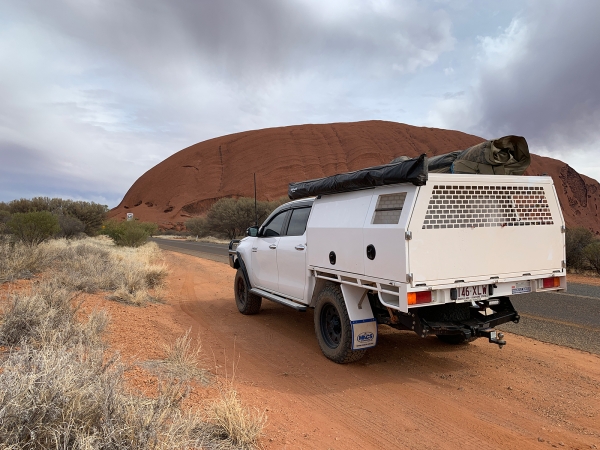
[314, 283, 366, 364]
[436, 334, 477, 345]
[234, 269, 262, 315]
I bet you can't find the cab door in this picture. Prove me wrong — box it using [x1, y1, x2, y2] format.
[276, 207, 312, 302]
[251, 210, 289, 292]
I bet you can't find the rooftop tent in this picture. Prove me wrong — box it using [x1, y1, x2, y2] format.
[288, 154, 428, 200]
[392, 135, 530, 175]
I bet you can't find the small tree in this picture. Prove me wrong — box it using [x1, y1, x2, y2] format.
[565, 227, 595, 271]
[7, 212, 60, 246]
[185, 217, 208, 237]
[583, 241, 600, 275]
[57, 214, 85, 239]
[204, 197, 287, 239]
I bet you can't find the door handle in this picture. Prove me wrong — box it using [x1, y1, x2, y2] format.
[269, 244, 277, 249]
[295, 244, 306, 251]
[251, 247, 258, 252]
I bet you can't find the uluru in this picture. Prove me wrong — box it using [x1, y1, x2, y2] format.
[109, 121, 600, 234]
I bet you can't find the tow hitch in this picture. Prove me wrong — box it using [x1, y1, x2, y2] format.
[477, 328, 506, 348]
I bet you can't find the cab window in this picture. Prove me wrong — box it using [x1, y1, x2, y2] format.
[285, 207, 311, 236]
[262, 211, 289, 237]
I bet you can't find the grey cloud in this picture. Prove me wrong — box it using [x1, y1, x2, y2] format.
[435, 0, 600, 153]
[443, 90, 464, 100]
[12, 0, 454, 82]
[0, 142, 111, 204]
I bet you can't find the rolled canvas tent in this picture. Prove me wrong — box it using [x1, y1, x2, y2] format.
[288, 136, 529, 200]
[393, 135, 530, 175]
[288, 154, 427, 200]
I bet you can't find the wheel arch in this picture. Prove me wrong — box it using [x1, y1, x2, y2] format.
[236, 251, 252, 289]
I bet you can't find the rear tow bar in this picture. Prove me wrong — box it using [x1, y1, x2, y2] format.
[476, 328, 506, 348]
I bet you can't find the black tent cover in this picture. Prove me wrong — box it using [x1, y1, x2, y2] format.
[288, 154, 428, 200]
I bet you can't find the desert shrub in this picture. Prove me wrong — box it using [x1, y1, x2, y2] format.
[0, 210, 10, 234]
[185, 217, 209, 237]
[63, 201, 109, 236]
[7, 211, 60, 246]
[4, 197, 108, 236]
[58, 214, 86, 238]
[0, 240, 55, 283]
[565, 227, 595, 271]
[583, 241, 600, 275]
[201, 197, 287, 239]
[102, 220, 158, 247]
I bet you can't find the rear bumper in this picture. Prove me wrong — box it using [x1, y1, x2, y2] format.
[407, 275, 567, 308]
[393, 297, 519, 340]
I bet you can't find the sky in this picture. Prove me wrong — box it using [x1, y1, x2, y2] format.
[1, 0, 599, 208]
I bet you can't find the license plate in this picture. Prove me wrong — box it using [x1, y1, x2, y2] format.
[456, 285, 489, 301]
[511, 281, 532, 294]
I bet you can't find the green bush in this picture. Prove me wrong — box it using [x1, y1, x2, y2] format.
[4, 197, 108, 236]
[565, 227, 595, 271]
[102, 220, 158, 247]
[583, 241, 600, 275]
[7, 212, 60, 246]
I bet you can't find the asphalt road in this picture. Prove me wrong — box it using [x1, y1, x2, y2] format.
[150, 237, 229, 264]
[152, 237, 600, 354]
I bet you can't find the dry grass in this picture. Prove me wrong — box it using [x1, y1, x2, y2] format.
[47, 237, 168, 305]
[0, 239, 54, 283]
[208, 382, 267, 449]
[162, 329, 209, 382]
[1, 237, 167, 306]
[0, 236, 266, 449]
[0, 344, 205, 449]
[145, 329, 210, 383]
[0, 280, 107, 348]
[0, 281, 205, 449]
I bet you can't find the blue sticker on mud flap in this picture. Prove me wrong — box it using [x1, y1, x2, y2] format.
[351, 318, 377, 350]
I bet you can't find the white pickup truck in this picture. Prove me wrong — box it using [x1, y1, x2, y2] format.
[229, 172, 566, 363]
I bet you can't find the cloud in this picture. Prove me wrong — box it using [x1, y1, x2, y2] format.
[428, 0, 600, 181]
[1, 0, 457, 205]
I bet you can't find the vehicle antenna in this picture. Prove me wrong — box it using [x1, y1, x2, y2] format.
[254, 172, 258, 227]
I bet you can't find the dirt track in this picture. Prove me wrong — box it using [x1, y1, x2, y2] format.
[103, 251, 600, 449]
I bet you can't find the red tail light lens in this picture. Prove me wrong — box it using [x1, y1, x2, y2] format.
[408, 291, 432, 305]
[542, 277, 560, 288]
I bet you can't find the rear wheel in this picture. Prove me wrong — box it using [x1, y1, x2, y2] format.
[314, 284, 366, 364]
[234, 269, 262, 315]
[436, 334, 476, 345]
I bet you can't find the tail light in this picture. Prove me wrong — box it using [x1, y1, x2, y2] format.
[408, 291, 432, 305]
[542, 277, 560, 288]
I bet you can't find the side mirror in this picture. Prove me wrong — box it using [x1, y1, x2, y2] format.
[246, 226, 259, 237]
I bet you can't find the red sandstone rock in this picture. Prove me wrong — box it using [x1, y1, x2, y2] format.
[109, 121, 600, 234]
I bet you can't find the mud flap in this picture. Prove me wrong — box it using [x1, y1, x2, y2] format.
[351, 318, 378, 350]
[340, 284, 378, 350]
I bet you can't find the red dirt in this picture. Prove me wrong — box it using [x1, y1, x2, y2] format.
[109, 121, 600, 234]
[91, 251, 600, 449]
